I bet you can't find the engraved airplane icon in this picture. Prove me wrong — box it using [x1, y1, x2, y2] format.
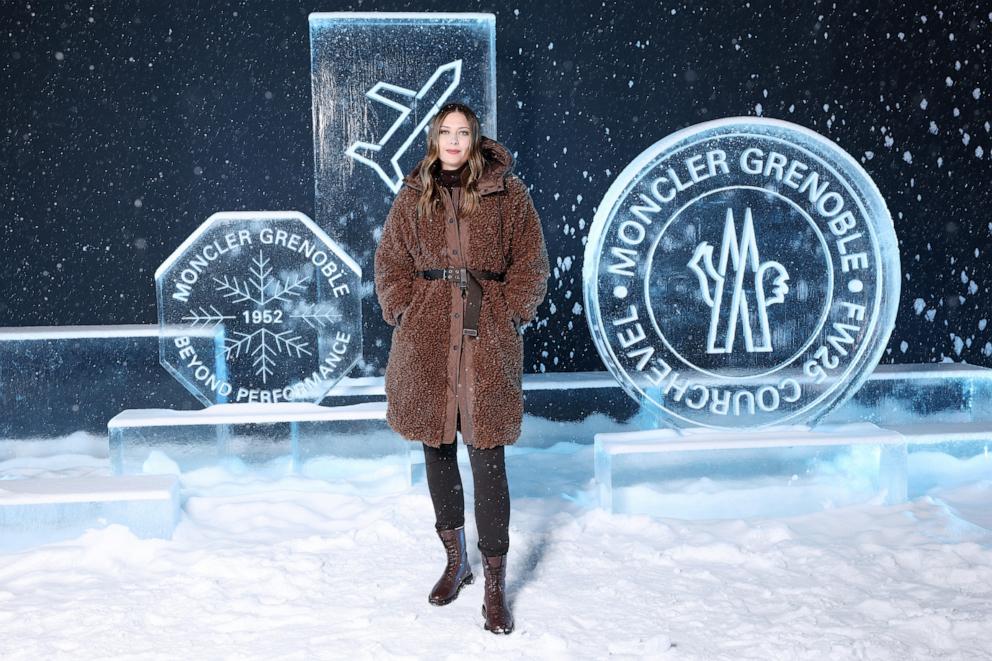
[346, 60, 463, 193]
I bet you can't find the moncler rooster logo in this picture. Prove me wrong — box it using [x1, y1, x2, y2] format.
[688, 207, 790, 354]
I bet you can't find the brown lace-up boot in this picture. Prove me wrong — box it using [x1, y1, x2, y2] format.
[428, 526, 474, 606]
[481, 553, 514, 634]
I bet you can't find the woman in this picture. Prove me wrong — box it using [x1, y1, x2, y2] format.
[374, 102, 549, 634]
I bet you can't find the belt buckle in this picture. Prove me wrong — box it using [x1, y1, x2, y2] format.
[446, 266, 467, 289]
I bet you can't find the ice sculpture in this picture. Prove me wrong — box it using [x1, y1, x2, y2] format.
[584, 117, 900, 430]
[155, 211, 362, 405]
[309, 12, 496, 368]
[0, 325, 216, 439]
[309, 12, 495, 226]
[0, 475, 181, 552]
[108, 403, 412, 494]
[595, 424, 910, 519]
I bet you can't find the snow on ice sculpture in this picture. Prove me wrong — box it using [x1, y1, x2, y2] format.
[584, 117, 900, 430]
[155, 211, 362, 406]
[309, 12, 495, 368]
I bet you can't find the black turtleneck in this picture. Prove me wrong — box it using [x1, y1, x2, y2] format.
[436, 162, 467, 189]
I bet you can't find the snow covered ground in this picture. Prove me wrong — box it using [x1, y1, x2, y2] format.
[1, 428, 991, 660]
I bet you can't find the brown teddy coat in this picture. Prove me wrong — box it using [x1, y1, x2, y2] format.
[374, 137, 549, 449]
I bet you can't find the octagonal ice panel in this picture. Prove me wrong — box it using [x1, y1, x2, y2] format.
[155, 211, 362, 405]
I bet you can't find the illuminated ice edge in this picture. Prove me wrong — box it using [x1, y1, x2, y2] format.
[582, 116, 901, 429]
[309, 12, 495, 23]
[0, 325, 221, 341]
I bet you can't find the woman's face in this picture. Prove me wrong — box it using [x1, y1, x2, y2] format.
[436, 112, 472, 170]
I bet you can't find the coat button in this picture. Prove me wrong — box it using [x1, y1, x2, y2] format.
[452, 249, 459, 255]
[448, 219, 455, 224]
[453, 312, 460, 318]
[452, 344, 459, 351]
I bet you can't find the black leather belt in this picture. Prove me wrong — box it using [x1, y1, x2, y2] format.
[418, 268, 505, 336]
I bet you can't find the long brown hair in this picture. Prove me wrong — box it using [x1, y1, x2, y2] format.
[415, 103, 486, 219]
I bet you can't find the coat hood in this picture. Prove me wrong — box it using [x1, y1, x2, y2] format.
[403, 136, 514, 195]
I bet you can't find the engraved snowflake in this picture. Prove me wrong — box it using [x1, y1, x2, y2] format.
[181, 251, 340, 383]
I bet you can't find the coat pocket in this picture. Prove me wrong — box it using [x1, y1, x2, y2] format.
[492, 282, 522, 336]
[397, 278, 429, 332]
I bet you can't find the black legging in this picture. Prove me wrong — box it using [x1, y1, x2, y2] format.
[422, 439, 510, 556]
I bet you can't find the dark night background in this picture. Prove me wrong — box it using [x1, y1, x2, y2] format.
[2, 1, 990, 375]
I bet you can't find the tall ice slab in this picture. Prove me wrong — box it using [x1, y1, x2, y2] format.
[309, 12, 496, 370]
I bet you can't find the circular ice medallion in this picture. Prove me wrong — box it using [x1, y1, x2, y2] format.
[584, 118, 900, 429]
[155, 211, 363, 405]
